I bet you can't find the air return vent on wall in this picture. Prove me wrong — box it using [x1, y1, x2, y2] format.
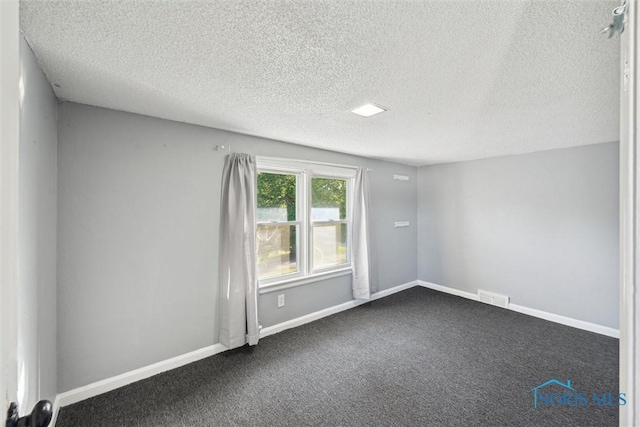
[477, 290, 510, 308]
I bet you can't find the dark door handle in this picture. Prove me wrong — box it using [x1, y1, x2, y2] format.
[6, 400, 52, 427]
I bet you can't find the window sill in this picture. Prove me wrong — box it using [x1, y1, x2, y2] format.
[259, 268, 352, 294]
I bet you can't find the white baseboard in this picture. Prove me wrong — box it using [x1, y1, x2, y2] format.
[50, 278, 620, 425]
[418, 281, 480, 302]
[50, 395, 60, 427]
[372, 281, 419, 299]
[508, 303, 619, 338]
[417, 280, 620, 339]
[51, 278, 619, 425]
[260, 280, 418, 339]
[54, 343, 228, 416]
[52, 281, 419, 421]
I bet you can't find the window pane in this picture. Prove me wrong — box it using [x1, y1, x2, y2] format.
[311, 177, 347, 221]
[257, 172, 297, 222]
[312, 223, 347, 270]
[257, 225, 298, 279]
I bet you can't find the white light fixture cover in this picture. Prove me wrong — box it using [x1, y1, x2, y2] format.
[351, 103, 386, 117]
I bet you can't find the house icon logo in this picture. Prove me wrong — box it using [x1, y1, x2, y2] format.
[527, 378, 627, 408]
[528, 379, 576, 409]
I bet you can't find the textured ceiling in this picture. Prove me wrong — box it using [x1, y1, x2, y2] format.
[20, 0, 620, 166]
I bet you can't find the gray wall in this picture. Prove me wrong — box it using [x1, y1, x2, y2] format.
[57, 102, 417, 392]
[18, 38, 58, 406]
[417, 142, 619, 329]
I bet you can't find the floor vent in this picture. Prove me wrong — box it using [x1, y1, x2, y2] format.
[477, 290, 509, 308]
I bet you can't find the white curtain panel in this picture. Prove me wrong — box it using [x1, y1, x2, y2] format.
[351, 168, 376, 299]
[219, 153, 260, 349]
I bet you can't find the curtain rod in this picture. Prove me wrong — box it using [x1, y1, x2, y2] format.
[215, 147, 373, 172]
[257, 155, 373, 172]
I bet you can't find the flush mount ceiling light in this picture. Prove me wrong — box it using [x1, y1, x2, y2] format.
[350, 103, 387, 117]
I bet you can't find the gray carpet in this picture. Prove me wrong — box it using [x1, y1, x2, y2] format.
[57, 287, 619, 426]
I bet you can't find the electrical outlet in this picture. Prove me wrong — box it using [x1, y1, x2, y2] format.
[277, 294, 285, 308]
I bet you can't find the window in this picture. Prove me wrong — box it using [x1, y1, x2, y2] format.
[311, 177, 348, 270]
[256, 171, 299, 279]
[256, 158, 355, 287]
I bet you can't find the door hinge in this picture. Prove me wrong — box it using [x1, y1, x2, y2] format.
[601, 1, 628, 38]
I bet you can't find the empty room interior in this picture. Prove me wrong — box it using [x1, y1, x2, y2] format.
[7, 0, 633, 426]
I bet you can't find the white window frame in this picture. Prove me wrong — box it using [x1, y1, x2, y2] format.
[256, 157, 356, 290]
